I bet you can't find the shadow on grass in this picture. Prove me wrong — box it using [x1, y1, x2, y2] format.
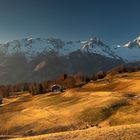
[78, 99, 129, 125]
[80, 81, 134, 93]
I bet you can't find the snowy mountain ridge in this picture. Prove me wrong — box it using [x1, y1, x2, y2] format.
[0, 36, 140, 62]
[1, 36, 139, 84]
[112, 36, 140, 62]
[124, 36, 140, 48]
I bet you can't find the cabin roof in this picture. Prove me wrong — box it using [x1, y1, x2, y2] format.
[51, 84, 61, 88]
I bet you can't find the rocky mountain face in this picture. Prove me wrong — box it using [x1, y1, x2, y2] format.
[0, 36, 140, 84]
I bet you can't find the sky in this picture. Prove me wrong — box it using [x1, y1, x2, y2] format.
[0, 0, 140, 45]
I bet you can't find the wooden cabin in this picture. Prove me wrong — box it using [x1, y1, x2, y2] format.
[51, 85, 63, 93]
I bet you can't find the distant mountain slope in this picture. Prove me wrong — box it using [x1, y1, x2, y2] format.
[0, 37, 124, 84]
[1, 36, 140, 84]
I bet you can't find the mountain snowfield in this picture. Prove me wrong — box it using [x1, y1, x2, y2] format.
[0, 36, 140, 62]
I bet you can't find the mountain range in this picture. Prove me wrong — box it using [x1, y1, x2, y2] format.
[0, 36, 140, 84]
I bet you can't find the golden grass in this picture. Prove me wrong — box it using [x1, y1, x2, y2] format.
[1, 71, 140, 139]
[12, 124, 140, 140]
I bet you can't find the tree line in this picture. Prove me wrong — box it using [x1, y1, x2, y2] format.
[0, 64, 140, 98]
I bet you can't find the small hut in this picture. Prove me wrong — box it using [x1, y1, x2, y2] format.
[51, 85, 63, 93]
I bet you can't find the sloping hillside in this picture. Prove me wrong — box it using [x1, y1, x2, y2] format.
[12, 124, 140, 140]
[1, 72, 140, 139]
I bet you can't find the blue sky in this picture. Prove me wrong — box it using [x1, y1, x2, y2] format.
[0, 0, 140, 45]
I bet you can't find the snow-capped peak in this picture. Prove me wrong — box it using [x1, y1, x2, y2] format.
[81, 37, 102, 49]
[112, 36, 140, 62]
[124, 41, 132, 48]
[134, 36, 140, 46]
[0, 37, 66, 60]
[80, 37, 121, 59]
[27, 38, 33, 41]
[124, 36, 140, 48]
